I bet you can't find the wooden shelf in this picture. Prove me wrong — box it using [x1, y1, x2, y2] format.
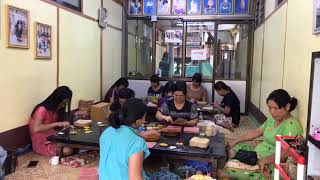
[308, 135, 320, 150]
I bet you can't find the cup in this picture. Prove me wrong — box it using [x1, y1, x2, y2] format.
[49, 156, 59, 165]
[205, 125, 216, 136]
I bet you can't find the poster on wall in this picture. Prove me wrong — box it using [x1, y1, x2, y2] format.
[6, 5, 29, 48]
[157, 0, 171, 15]
[129, 0, 142, 15]
[191, 49, 206, 60]
[35, 22, 52, 59]
[202, 0, 217, 15]
[314, 0, 320, 34]
[235, 0, 249, 14]
[219, 0, 233, 14]
[144, 0, 156, 15]
[165, 30, 182, 43]
[187, 0, 201, 15]
[172, 0, 186, 15]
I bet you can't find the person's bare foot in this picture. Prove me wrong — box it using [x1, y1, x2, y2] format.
[217, 169, 230, 179]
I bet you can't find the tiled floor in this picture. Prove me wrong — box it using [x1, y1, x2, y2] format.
[6, 116, 258, 180]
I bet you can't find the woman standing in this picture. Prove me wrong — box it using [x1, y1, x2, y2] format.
[28, 86, 73, 156]
[99, 98, 149, 180]
[156, 81, 198, 126]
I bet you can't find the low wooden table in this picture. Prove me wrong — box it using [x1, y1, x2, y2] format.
[48, 123, 226, 177]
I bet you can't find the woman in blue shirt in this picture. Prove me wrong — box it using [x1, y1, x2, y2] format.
[99, 98, 149, 180]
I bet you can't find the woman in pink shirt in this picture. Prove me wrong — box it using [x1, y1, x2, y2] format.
[29, 86, 73, 156]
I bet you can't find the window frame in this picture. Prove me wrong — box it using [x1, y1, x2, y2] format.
[124, 17, 254, 83]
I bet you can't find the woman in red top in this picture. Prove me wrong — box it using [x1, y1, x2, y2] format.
[29, 86, 73, 156]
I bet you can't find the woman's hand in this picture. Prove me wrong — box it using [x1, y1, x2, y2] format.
[212, 102, 220, 108]
[163, 116, 173, 123]
[259, 159, 271, 180]
[56, 121, 70, 128]
[226, 139, 237, 150]
[185, 119, 198, 127]
[174, 118, 187, 125]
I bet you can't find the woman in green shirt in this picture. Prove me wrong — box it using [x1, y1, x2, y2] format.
[218, 89, 303, 180]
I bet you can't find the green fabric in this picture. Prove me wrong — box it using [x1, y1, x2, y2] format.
[225, 117, 303, 180]
[255, 117, 303, 158]
[225, 168, 264, 180]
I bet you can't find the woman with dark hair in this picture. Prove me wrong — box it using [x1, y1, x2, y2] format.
[147, 74, 164, 98]
[158, 81, 175, 107]
[156, 81, 198, 126]
[213, 81, 240, 130]
[15, 20, 23, 42]
[187, 73, 208, 102]
[28, 86, 73, 156]
[104, 78, 129, 103]
[218, 89, 303, 179]
[99, 98, 149, 180]
[110, 87, 135, 112]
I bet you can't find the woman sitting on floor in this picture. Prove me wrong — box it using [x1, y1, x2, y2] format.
[28, 86, 73, 157]
[187, 73, 208, 103]
[104, 77, 129, 103]
[110, 87, 135, 112]
[147, 74, 164, 98]
[218, 89, 303, 180]
[213, 81, 240, 131]
[158, 81, 175, 107]
[156, 81, 198, 126]
[99, 98, 149, 180]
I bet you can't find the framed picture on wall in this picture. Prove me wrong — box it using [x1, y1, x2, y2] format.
[187, 0, 201, 15]
[129, 0, 143, 15]
[6, 5, 29, 48]
[172, 0, 186, 15]
[144, 0, 156, 15]
[157, 0, 171, 15]
[313, 0, 320, 34]
[203, 0, 217, 15]
[219, 0, 233, 14]
[235, 0, 249, 14]
[35, 22, 52, 59]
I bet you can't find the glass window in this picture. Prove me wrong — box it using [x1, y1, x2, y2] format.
[51, 0, 82, 12]
[215, 24, 249, 80]
[127, 20, 153, 78]
[155, 20, 183, 78]
[185, 22, 215, 79]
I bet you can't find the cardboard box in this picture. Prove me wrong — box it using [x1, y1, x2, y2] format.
[90, 102, 110, 122]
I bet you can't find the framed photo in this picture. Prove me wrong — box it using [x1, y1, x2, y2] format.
[6, 5, 29, 48]
[172, 0, 186, 15]
[187, 0, 201, 15]
[157, 0, 171, 15]
[129, 0, 143, 15]
[203, 0, 217, 15]
[219, 0, 233, 14]
[235, 0, 249, 14]
[144, 0, 156, 15]
[35, 23, 52, 59]
[165, 29, 182, 43]
[313, 0, 320, 34]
